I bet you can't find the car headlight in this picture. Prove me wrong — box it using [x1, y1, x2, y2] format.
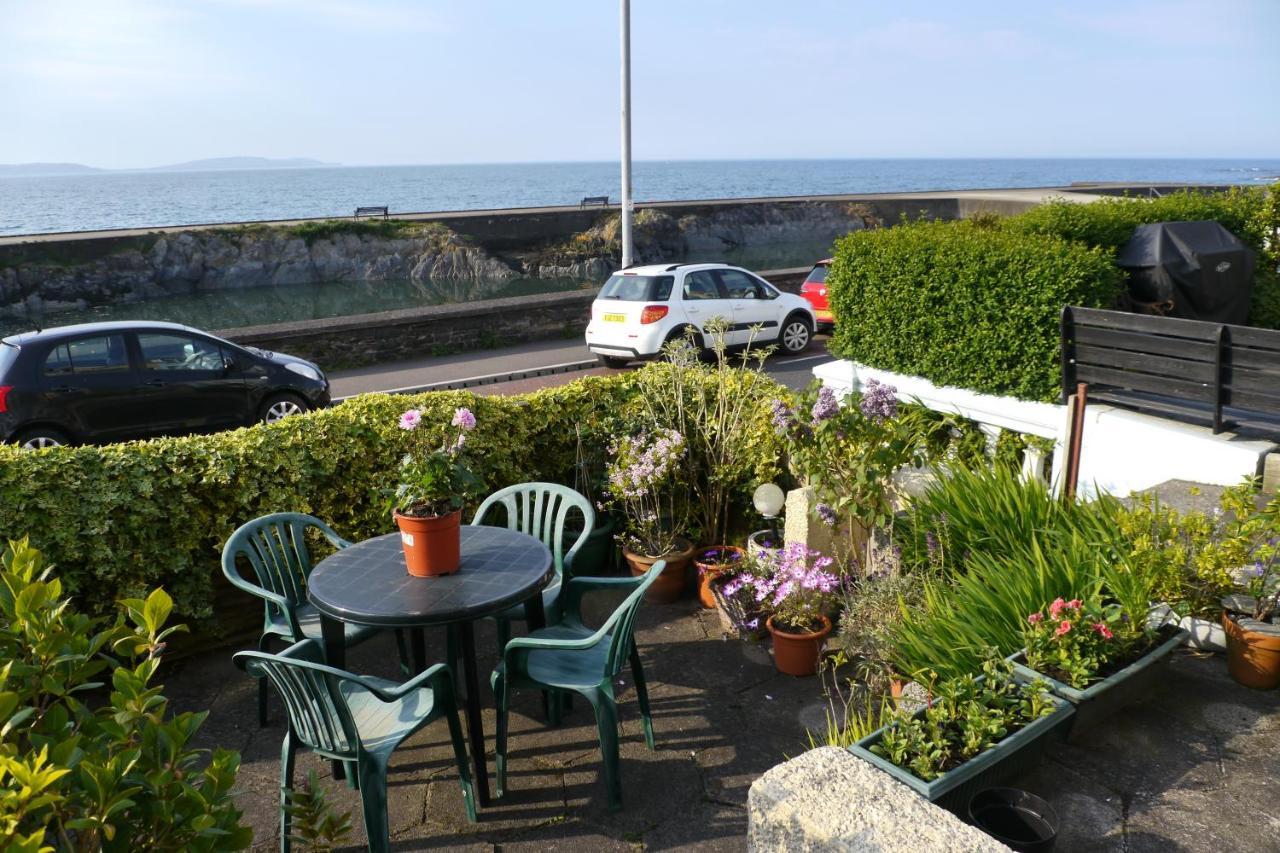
[284, 362, 323, 382]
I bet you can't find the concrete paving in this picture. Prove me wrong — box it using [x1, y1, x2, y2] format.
[168, 585, 1279, 851]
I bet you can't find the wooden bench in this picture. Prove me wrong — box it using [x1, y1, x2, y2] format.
[1061, 306, 1280, 439]
[353, 206, 389, 219]
[580, 196, 609, 208]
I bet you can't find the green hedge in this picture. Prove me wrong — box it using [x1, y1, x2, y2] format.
[828, 186, 1279, 401]
[827, 220, 1123, 402]
[0, 369, 789, 626]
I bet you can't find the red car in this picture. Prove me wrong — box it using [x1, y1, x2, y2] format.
[799, 259, 833, 330]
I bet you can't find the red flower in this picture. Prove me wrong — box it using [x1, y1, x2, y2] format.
[1048, 597, 1067, 618]
[1067, 599, 1082, 610]
[1027, 612, 1044, 625]
[1055, 620, 1072, 637]
[1093, 622, 1114, 640]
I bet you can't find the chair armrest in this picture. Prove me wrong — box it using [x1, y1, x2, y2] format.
[223, 560, 292, 610]
[559, 575, 642, 626]
[309, 517, 354, 550]
[340, 663, 455, 703]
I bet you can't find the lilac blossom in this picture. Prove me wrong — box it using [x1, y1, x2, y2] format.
[770, 398, 793, 432]
[810, 386, 839, 424]
[816, 503, 837, 527]
[859, 378, 899, 422]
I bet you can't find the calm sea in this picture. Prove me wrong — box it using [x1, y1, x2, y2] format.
[1, 158, 1277, 237]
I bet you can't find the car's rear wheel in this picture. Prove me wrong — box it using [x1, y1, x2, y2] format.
[597, 354, 631, 369]
[663, 325, 706, 361]
[779, 314, 813, 355]
[260, 393, 310, 424]
[15, 427, 69, 450]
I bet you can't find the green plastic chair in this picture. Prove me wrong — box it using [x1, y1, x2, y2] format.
[234, 639, 475, 853]
[470, 483, 596, 650]
[222, 512, 408, 726]
[490, 562, 663, 811]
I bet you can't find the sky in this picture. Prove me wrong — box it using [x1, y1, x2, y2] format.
[1, 0, 1277, 169]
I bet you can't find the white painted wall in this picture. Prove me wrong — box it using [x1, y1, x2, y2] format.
[814, 359, 1276, 499]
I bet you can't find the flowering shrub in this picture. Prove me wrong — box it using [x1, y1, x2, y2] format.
[871, 658, 1057, 782]
[389, 406, 485, 517]
[1023, 596, 1130, 689]
[605, 428, 690, 557]
[723, 543, 839, 633]
[1236, 536, 1280, 622]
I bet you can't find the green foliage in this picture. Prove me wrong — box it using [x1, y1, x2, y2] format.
[870, 658, 1056, 782]
[0, 369, 787, 626]
[284, 771, 353, 852]
[0, 538, 250, 851]
[281, 218, 443, 246]
[827, 218, 1123, 401]
[388, 406, 484, 517]
[1023, 596, 1131, 689]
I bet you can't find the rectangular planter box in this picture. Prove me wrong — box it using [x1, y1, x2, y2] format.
[1009, 625, 1188, 740]
[849, 693, 1075, 814]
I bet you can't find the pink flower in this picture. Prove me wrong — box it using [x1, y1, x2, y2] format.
[1055, 620, 1072, 637]
[1048, 597, 1066, 618]
[452, 407, 477, 430]
[398, 409, 422, 430]
[1093, 622, 1113, 640]
[1067, 599, 1082, 610]
[1027, 612, 1044, 625]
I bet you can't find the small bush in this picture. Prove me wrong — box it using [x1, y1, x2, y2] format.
[827, 219, 1123, 401]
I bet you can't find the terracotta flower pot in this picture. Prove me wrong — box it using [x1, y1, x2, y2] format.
[624, 538, 695, 604]
[767, 615, 832, 677]
[394, 509, 462, 577]
[1223, 612, 1280, 690]
[694, 545, 745, 609]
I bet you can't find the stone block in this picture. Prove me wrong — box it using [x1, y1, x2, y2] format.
[783, 487, 834, 556]
[748, 747, 1009, 852]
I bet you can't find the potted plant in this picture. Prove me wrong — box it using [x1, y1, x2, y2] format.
[1221, 542, 1280, 689]
[605, 428, 695, 603]
[388, 406, 484, 577]
[1009, 595, 1187, 736]
[851, 658, 1074, 814]
[570, 424, 618, 576]
[731, 543, 839, 676]
[694, 545, 745, 609]
[709, 568, 767, 640]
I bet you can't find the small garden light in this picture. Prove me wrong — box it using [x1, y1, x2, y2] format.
[753, 483, 785, 541]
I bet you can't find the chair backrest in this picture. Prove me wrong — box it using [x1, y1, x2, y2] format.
[233, 639, 360, 759]
[598, 562, 664, 678]
[471, 483, 595, 582]
[221, 512, 339, 611]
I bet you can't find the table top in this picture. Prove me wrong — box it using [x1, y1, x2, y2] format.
[307, 525, 553, 628]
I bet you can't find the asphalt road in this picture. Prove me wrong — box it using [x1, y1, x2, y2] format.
[329, 335, 836, 399]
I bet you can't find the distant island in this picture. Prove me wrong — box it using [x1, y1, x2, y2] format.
[0, 157, 337, 178]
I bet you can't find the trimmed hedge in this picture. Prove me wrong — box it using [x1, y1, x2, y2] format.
[0, 368, 789, 625]
[828, 186, 1280, 402]
[827, 219, 1123, 402]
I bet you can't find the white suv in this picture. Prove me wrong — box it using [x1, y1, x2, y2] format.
[584, 263, 817, 367]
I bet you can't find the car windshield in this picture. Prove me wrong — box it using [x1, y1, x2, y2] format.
[805, 265, 829, 284]
[599, 274, 674, 301]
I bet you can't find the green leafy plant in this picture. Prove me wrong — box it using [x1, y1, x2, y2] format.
[721, 543, 840, 633]
[0, 537, 250, 851]
[284, 771, 353, 852]
[388, 406, 485, 518]
[833, 567, 926, 694]
[603, 428, 690, 557]
[871, 658, 1057, 782]
[1023, 596, 1129, 689]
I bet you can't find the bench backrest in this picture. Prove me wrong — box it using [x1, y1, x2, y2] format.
[580, 196, 609, 207]
[354, 206, 389, 217]
[1061, 306, 1280, 438]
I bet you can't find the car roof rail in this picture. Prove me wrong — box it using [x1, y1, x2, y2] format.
[664, 263, 696, 272]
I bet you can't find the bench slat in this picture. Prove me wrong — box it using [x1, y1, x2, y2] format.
[1072, 344, 1218, 383]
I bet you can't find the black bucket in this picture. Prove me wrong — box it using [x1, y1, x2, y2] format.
[969, 788, 1058, 853]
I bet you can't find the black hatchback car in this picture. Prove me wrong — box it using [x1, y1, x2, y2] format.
[0, 321, 330, 448]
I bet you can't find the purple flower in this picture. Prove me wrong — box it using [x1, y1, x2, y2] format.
[858, 378, 899, 422]
[810, 386, 839, 424]
[452, 407, 477, 430]
[398, 409, 422, 430]
[816, 503, 837, 527]
[925, 530, 940, 558]
[770, 398, 794, 431]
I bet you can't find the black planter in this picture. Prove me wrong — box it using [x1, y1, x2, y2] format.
[969, 788, 1058, 853]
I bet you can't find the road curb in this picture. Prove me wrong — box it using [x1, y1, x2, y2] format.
[332, 358, 598, 402]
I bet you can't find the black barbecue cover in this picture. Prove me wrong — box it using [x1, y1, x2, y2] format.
[1116, 221, 1256, 324]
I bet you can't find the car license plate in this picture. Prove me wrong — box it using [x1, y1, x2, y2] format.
[603, 313, 626, 322]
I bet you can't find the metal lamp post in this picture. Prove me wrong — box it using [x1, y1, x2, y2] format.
[619, 0, 634, 269]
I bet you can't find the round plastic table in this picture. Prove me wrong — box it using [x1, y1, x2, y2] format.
[308, 525, 553, 806]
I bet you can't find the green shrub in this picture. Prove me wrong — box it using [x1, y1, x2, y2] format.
[827, 219, 1123, 401]
[0, 538, 250, 851]
[0, 369, 788, 626]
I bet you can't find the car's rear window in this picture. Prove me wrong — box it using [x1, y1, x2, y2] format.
[805, 264, 829, 284]
[599, 274, 674, 301]
[0, 342, 18, 380]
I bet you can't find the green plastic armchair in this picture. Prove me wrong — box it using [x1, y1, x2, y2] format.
[221, 512, 408, 726]
[490, 562, 663, 811]
[470, 483, 596, 650]
[234, 639, 475, 853]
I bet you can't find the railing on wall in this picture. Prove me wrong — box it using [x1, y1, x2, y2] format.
[1061, 306, 1280, 440]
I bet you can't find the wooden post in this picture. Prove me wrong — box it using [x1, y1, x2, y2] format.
[1063, 382, 1089, 500]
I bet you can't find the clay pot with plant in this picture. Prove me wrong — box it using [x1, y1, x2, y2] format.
[604, 428, 695, 603]
[1221, 544, 1280, 690]
[694, 545, 745, 609]
[729, 543, 840, 676]
[387, 406, 484, 577]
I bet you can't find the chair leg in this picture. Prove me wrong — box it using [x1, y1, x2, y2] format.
[357, 756, 391, 853]
[589, 687, 623, 812]
[629, 645, 655, 750]
[393, 629, 411, 677]
[493, 672, 509, 799]
[548, 688, 563, 727]
[279, 732, 296, 853]
[258, 634, 273, 728]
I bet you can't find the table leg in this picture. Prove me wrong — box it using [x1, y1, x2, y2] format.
[411, 627, 427, 674]
[318, 615, 347, 781]
[458, 621, 491, 807]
